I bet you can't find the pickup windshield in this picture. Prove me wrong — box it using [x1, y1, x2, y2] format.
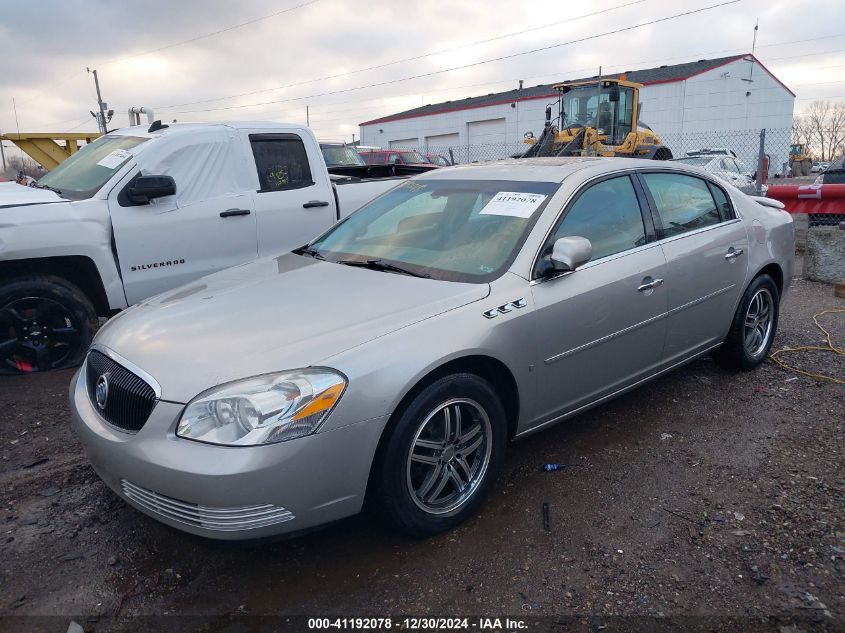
[305, 179, 560, 283]
[321, 145, 366, 167]
[36, 135, 149, 200]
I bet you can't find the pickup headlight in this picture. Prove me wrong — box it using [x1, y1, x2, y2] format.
[176, 369, 346, 446]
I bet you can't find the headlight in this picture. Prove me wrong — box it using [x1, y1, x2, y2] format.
[176, 368, 346, 446]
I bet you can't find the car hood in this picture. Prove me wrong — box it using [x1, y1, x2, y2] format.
[0, 181, 65, 207]
[94, 253, 490, 402]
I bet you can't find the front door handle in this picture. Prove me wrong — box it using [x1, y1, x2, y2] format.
[637, 277, 665, 292]
[303, 200, 330, 209]
[724, 247, 744, 260]
[220, 208, 251, 218]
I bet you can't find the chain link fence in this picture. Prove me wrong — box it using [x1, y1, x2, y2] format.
[392, 126, 797, 181]
[386, 127, 843, 226]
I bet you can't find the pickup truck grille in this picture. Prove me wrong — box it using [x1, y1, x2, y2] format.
[86, 350, 157, 432]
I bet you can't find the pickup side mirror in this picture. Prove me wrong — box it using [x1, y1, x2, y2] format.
[127, 175, 176, 204]
[550, 236, 592, 272]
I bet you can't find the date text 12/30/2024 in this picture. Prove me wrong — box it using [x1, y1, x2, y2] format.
[307, 617, 529, 630]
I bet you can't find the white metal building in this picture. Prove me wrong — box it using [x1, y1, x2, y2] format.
[359, 54, 795, 172]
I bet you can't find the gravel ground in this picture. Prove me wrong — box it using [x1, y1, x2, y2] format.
[0, 272, 843, 632]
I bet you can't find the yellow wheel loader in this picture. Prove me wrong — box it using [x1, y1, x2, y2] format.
[522, 77, 673, 160]
[788, 143, 812, 177]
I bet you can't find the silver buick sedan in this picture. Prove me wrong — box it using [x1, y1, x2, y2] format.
[71, 158, 794, 540]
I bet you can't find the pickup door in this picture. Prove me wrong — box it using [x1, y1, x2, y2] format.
[241, 130, 338, 256]
[108, 170, 258, 306]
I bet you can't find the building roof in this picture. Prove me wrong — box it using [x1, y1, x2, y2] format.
[360, 54, 795, 126]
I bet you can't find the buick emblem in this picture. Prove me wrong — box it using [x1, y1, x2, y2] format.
[95, 373, 110, 410]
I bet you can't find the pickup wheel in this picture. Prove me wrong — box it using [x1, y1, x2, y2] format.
[373, 373, 507, 538]
[0, 276, 97, 375]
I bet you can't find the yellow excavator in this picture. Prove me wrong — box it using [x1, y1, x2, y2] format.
[522, 76, 672, 160]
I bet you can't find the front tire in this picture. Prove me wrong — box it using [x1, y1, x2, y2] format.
[0, 276, 97, 375]
[374, 373, 507, 537]
[715, 274, 779, 370]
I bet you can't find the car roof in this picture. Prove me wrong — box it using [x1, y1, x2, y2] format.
[415, 157, 629, 183]
[416, 156, 734, 185]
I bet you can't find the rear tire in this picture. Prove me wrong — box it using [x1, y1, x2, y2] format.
[0, 276, 97, 375]
[373, 373, 507, 538]
[714, 274, 779, 370]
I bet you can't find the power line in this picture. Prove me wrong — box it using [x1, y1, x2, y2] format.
[174, 42, 841, 126]
[161, 0, 742, 115]
[96, 0, 323, 67]
[150, 0, 649, 110]
[153, 29, 844, 113]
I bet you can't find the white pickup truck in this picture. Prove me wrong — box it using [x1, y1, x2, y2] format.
[0, 121, 405, 374]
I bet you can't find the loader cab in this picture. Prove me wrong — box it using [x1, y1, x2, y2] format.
[555, 78, 639, 145]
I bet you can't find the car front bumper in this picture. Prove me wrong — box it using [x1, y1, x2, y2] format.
[70, 367, 390, 540]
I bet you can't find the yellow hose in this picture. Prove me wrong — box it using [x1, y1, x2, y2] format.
[769, 308, 845, 385]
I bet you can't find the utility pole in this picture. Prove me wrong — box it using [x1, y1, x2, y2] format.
[87, 68, 108, 134]
[306, 105, 310, 127]
[0, 136, 6, 172]
[749, 19, 759, 81]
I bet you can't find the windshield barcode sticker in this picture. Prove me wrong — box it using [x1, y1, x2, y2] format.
[96, 149, 132, 169]
[479, 192, 547, 218]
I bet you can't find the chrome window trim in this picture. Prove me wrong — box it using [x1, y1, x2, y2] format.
[653, 217, 743, 247]
[89, 343, 162, 400]
[528, 166, 744, 286]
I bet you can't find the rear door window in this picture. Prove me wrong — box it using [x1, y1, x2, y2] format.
[249, 134, 313, 192]
[641, 173, 721, 238]
[707, 181, 734, 221]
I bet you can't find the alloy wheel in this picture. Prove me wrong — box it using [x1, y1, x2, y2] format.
[0, 296, 82, 372]
[743, 288, 774, 358]
[406, 398, 492, 516]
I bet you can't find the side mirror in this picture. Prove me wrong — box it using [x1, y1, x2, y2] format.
[550, 236, 592, 272]
[127, 175, 176, 204]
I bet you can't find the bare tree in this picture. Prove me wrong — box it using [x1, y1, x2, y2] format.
[801, 100, 845, 161]
[5, 155, 44, 180]
[791, 115, 812, 151]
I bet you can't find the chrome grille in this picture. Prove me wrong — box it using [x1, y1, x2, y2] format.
[86, 350, 156, 432]
[120, 480, 295, 531]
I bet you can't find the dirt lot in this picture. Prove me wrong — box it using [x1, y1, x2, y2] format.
[1, 274, 843, 632]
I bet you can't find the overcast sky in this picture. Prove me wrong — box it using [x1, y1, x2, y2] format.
[0, 0, 842, 145]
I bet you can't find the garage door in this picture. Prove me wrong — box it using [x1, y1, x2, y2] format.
[388, 138, 418, 149]
[467, 118, 506, 161]
[425, 133, 459, 151]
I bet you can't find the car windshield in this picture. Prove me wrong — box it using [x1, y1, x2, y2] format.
[36, 134, 148, 200]
[672, 157, 712, 167]
[321, 145, 366, 166]
[398, 151, 428, 164]
[305, 179, 560, 283]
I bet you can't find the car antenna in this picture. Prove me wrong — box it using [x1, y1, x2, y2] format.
[148, 120, 169, 133]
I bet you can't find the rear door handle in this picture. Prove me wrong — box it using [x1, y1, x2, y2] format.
[724, 247, 744, 260]
[303, 200, 329, 209]
[220, 208, 251, 218]
[637, 277, 664, 292]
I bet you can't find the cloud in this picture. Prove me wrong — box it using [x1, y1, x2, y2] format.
[0, 0, 842, 140]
